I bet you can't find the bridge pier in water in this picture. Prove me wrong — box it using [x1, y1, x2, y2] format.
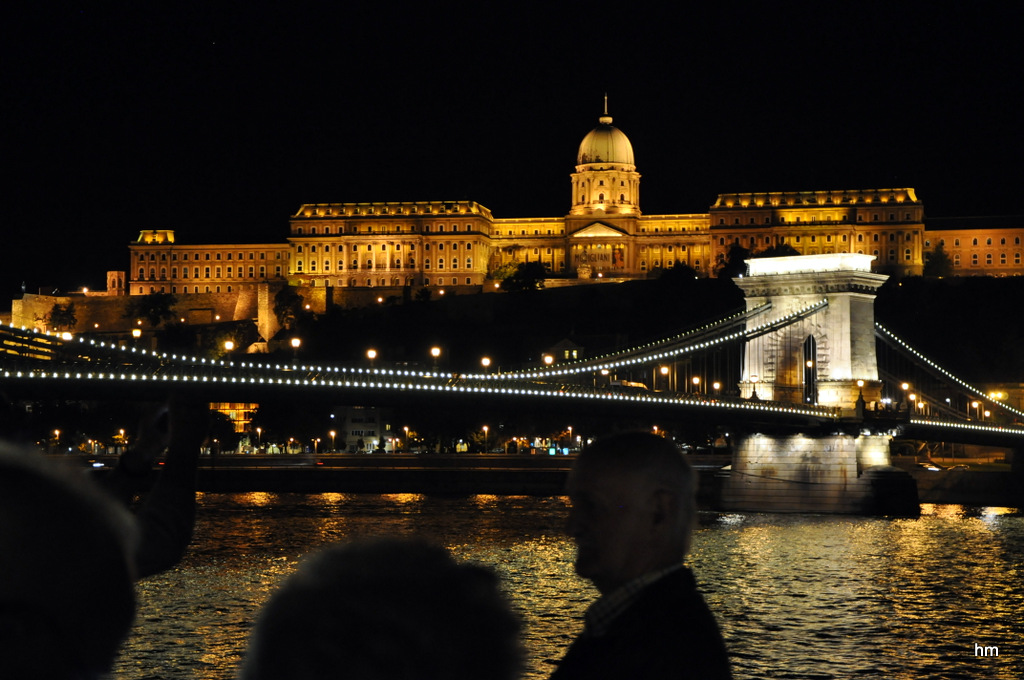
[721, 433, 918, 514]
[722, 254, 919, 514]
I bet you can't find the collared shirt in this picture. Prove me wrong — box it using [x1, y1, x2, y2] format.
[582, 563, 685, 638]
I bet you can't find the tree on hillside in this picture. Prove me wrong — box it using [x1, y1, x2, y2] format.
[490, 260, 522, 282]
[500, 261, 547, 292]
[273, 286, 304, 329]
[46, 302, 77, 331]
[124, 292, 178, 328]
[714, 243, 750, 278]
[751, 243, 800, 259]
[923, 242, 953, 277]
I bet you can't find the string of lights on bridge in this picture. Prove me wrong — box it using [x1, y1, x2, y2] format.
[875, 323, 1024, 420]
[2, 321, 835, 421]
[467, 299, 828, 381]
[495, 303, 772, 378]
[909, 418, 1024, 437]
[6, 314, 1024, 434]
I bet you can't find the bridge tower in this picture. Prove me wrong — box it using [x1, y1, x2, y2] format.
[735, 253, 887, 410]
[723, 253, 918, 514]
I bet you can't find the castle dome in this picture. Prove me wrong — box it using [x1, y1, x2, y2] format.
[577, 113, 635, 166]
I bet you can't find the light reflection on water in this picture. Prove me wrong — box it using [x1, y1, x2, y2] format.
[115, 495, 1024, 679]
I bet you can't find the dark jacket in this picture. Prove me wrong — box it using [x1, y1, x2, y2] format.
[550, 567, 732, 680]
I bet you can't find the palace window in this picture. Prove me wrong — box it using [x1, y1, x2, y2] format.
[904, 249, 911, 261]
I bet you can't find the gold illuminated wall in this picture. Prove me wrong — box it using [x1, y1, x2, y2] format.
[123, 115, 1024, 300]
[709, 189, 926, 276]
[925, 228, 1024, 276]
[129, 231, 291, 296]
[287, 200, 494, 289]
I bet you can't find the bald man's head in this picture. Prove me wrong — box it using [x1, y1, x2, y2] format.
[566, 432, 696, 593]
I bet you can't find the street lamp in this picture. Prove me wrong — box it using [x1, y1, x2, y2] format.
[543, 354, 554, 366]
[659, 365, 669, 391]
[224, 339, 235, 353]
[481, 356, 491, 371]
[692, 376, 701, 393]
[291, 337, 301, 362]
[367, 348, 377, 367]
[313, 438, 320, 454]
[329, 430, 336, 451]
[256, 427, 262, 450]
[403, 426, 409, 452]
[430, 346, 441, 369]
[482, 425, 489, 452]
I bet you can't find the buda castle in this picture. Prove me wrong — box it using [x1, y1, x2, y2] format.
[126, 107, 934, 300]
[10, 107, 1023, 336]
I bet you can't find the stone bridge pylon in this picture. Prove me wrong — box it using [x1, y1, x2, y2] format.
[735, 253, 888, 410]
[722, 253, 918, 515]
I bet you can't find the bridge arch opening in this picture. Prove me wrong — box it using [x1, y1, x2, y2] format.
[803, 335, 818, 404]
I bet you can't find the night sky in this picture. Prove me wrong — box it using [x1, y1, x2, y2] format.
[3, 2, 1021, 298]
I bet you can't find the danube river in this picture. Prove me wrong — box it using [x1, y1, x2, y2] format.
[115, 494, 1023, 679]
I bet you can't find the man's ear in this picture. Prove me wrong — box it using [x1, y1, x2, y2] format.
[649, 488, 677, 527]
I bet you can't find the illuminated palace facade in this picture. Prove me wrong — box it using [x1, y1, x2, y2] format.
[126, 109, 1022, 298]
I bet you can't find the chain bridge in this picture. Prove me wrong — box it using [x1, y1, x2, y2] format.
[3, 254, 1023, 512]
